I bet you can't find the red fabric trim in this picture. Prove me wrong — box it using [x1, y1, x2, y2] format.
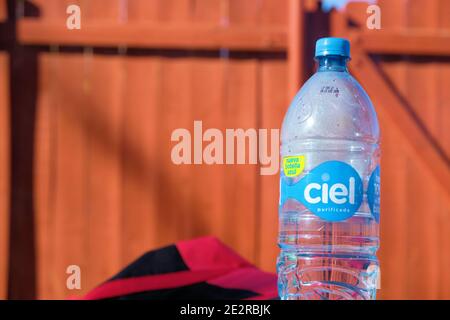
[176, 236, 253, 271]
[207, 267, 277, 299]
[83, 268, 234, 300]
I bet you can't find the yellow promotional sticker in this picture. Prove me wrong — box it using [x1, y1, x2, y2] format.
[283, 155, 305, 177]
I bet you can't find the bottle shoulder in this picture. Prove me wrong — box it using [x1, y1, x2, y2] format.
[281, 71, 380, 145]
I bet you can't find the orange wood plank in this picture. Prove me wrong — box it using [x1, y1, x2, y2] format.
[157, 0, 192, 22]
[258, 60, 288, 272]
[439, 0, 450, 157]
[158, 57, 259, 251]
[17, 20, 287, 51]
[127, 0, 161, 22]
[191, 0, 222, 23]
[437, 195, 450, 299]
[403, 0, 440, 299]
[0, 0, 7, 22]
[34, 52, 58, 299]
[287, 0, 305, 99]
[120, 57, 161, 265]
[30, 0, 120, 22]
[356, 32, 450, 56]
[51, 54, 89, 299]
[404, 158, 440, 299]
[378, 125, 408, 300]
[437, 0, 450, 299]
[29, 0, 289, 26]
[30, 0, 80, 21]
[0, 53, 9, 299]
[188, 58, 226, 243]
[219, 60, 260, 262]
[227, 0, 289, 33]
[229, 0, 260, 25]
[258, 0, 289, 26]
[78, 0, 120, 22]
[84, 56, 123, 291]
[158, 58, 193, 246]
[373, 5, 409, 298]
[222, 60, 259, 263]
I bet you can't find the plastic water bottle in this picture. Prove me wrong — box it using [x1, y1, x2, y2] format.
[277, 38, 380, 300]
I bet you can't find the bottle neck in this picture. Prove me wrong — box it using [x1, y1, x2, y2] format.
[316, 55, 349, 72]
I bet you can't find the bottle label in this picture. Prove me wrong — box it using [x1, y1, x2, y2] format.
[280, 160, 364, 222]
[282, 155, 305, 177]
[367, 166, 381, 223]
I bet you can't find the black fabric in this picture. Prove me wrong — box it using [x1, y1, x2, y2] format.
[112, 282, 257, 300]
[110, 245, 189, 281]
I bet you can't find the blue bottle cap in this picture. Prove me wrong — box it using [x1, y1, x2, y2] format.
[315, 37, 350, 59]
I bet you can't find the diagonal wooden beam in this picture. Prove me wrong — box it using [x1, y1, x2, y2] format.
[350, 45, 450, 202]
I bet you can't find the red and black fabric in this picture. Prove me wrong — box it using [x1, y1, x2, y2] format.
[83, 236, 277, 300]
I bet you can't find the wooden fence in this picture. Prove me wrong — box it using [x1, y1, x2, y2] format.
[0, 0, 449, 299]
[332, 1, 450, 299]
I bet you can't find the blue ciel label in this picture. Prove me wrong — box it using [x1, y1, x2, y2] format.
[280, 161, 363, 222]
[367, 166, 380, 223]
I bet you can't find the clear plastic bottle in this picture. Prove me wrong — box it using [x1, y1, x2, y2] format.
[277, 38, 380, 300]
